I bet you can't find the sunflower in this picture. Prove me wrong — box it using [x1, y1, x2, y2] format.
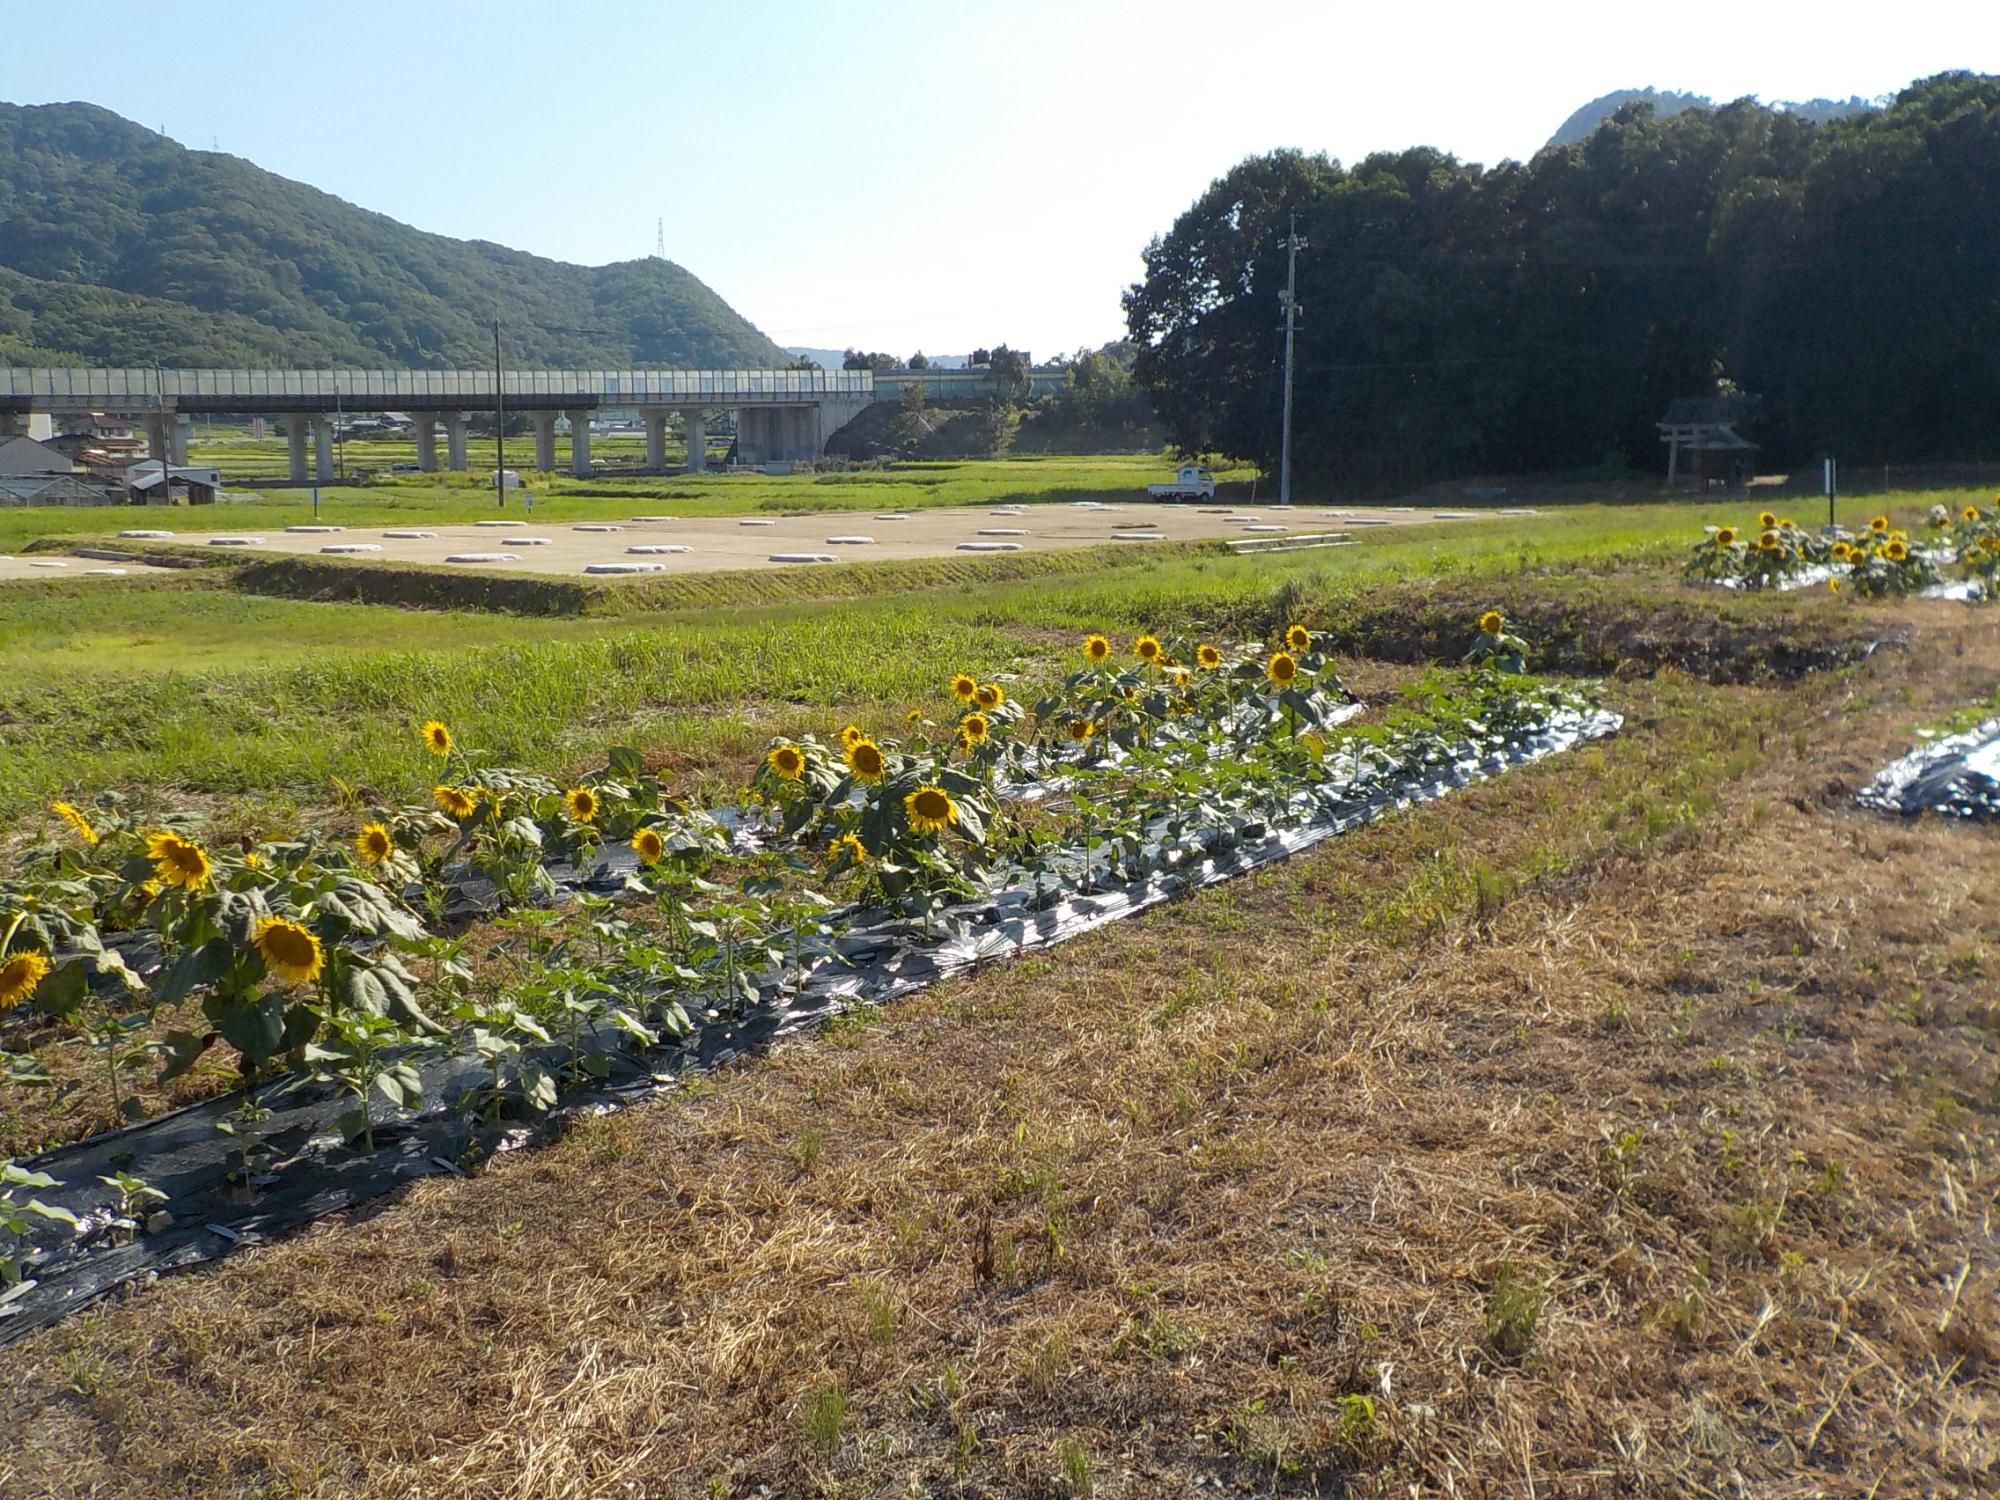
[1758, 511, 1778, 529]
[1067, 718, 1095, 742]
[355, 822, 394, 864]
[838, 723, 863, 750]
[252, 917, 324, 986]
[631, 827, 665, 864]
[1965, 506, 1982, 523]
[974, 682, 1004, 710]
[767, 743, 805, 779]
[950, 673, 979, 702]
[1828, 577, 1841, 595]
[1266, 651, 1299, 687]
[960, 712, 990, 743]
[243, 851, 265, 870]
[434, 785, 477, 820]
[905, 785, 956, 835]
[1196, 643, 1222, 669]
[1869, 514, 1889, 534]
[1886, 538, 1909, 562]
[1134, 633, 1163, 663]
[422, 720, 453, 758]
[954, 728, 974, 754]
[904, 708, 924, 727]
[1165, 666, 1190, 687]
[1478, 609, 1504, 636]
[0, 949, 49, 1013]
[1713, 526, 1737, 547]
[1777, 516, 1795, 529]
[145, 831, 212, 891]
[564, 787, 599, 823]
[50, 800, 98, 847]
[1758, 529, 1781, 551]
[830, 832, 867, 866]
[1082, 633, 1111, 664]
[1284, 623, 1312, 652]
[845, 736, 886, 783]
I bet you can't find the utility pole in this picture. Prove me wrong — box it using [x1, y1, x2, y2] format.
[494, 318, 506, 508]
[1278, 213, 1304, 507]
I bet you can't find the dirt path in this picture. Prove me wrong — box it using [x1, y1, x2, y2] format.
[2, 601, 1996, 1497]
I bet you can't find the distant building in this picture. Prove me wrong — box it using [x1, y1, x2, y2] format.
[1658, 396, 1760, 491]
[49, 429, 143, 462]
[0, 474, 117, 506]
[124, 459, 222, 506]
[0, 435, 78, 478]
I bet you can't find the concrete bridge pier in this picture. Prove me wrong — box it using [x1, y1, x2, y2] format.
[287, 420, 310, 482]
[146, 414, 171, 465]
[644, 409, 669, 470]
[442, 412, 468, 471]
[684, 409, 707, 472]
[531, 411, 557, 471]
[565, 409, 592, 477]
[413, 414, 438, 472]
[168, 416, 190, 467]
[0, 411, 22, 438]
[311, 414, 335, 483]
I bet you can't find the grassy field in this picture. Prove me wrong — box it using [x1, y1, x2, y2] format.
[2, 474, 1996, 1495]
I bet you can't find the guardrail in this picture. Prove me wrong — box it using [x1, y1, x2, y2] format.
[0, 368, 874, 403]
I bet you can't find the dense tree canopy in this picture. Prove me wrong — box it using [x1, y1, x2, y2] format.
[0, 102, 787, 369]
[1125, 74, 2000, 489]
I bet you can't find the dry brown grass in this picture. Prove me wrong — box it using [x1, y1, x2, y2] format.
[3, 602, 1998, 1497]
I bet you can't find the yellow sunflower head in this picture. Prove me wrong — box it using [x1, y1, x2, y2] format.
[960, 712, 990, 743]
[1777, 516, 1795, 529]
[1082, 633, 1111, 664]
[904, 707, 924, 727]
[1828, 577, 1841, 595]
[1266, 651, 1299, 687]
[1478, 610, 1504, 637]
[1965, 505, 1982, 523]
[904, 785, 957, 835]
[631, 827, 665, 864]
[145, 831, 212, 891]
[1134, 633, 1163, 663]
[839, 723, 863, 750]
[1713, 526, 1737, 547]
[1758, 529, 1780, 551]
[421, 720, 453, 758]
[1758, 511, 1778, 530]
[1284, 623, 1312, 652]
[0, 949, 50, 1012]
[767, 743, 805, 780]
[974, 682, 1004, 710]
[1869, 514, 1889, 533]
[1067, 718, 1094, 743]
[845, 737, 886, 784]
[830, 832, 867, 866]
[252, 917, 324, 986]
[50, 800, 98, 847]
[564, 787, 599, 823]
[1196, 643, 1222, 669]
[1886, 539, 1909, 562]
[354, 822, 394, 865]
[434, 785, 477, 820]
[950, 673, 978, 702]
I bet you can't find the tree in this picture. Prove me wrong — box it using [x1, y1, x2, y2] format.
[987, 345, 1031, 400]
[886, 379, 928, 454]
[787, 354, 823, 371]
[842, 349, 900, 372]
[907, 350, 930, 369]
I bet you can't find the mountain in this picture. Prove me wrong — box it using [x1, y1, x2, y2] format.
[783, 346, 971, 371]
[0, 101, 788, 369]
[1547, 87, 1877, 148]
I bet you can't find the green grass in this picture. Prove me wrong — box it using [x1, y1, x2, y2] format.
[1, 487, 1985, 828]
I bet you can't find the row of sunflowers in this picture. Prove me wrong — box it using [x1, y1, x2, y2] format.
[1, 613, 1568, 1276]
[1683, 502, 2000, 596]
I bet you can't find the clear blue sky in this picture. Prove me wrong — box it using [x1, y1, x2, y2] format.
[2, 0, 1988, 360]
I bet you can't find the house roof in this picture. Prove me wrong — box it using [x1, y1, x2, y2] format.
[1660, 395, 1760, 426]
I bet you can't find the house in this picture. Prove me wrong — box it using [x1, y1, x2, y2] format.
[0, 435, 78, 478]
[1658, 396, 1760, 491]
[125, 465, 220, 505]
[49, 429, 143, 462]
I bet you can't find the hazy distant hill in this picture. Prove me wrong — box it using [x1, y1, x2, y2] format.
[1547, 87, 1877, 148]
[0, 100, 787, 369]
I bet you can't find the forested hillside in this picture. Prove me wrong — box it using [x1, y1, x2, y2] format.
[1547, 87, 1874, 147]
[0, 101, 787, 369]
[1127, 73, 2000, 488]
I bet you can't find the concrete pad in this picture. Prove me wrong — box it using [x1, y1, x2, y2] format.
[1432, 511, 1480, 520]
[739, 518, 777, 526]
[959, 541, 1023, 552]
[502, 537, 553, 546]
[1243, 524, 1289, 533]
[208, 537, 264, 547]
[979, 528, 1030, 536]
[29, 559, 68, 568]
[119, 529, 176, 539]
[382, 530, 437, 539]
[443, 552, 522, 563]
[770, 552, 838, 564]
[627, 544, 693, 555]
[584, 561, 663, 575]
[320, 544, 383, 554]
[1113, 531, 1166, 540]
[285, 525, 345, 534]
[874, 514, 911, 521]
[572, 524, 622, 533]
[825, 536, 876, 545]
[473, 520, 529, 528]
[1498, 508, 1539, 516]
[629, 515, 677, 522]
[82, 567, 130, 576]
